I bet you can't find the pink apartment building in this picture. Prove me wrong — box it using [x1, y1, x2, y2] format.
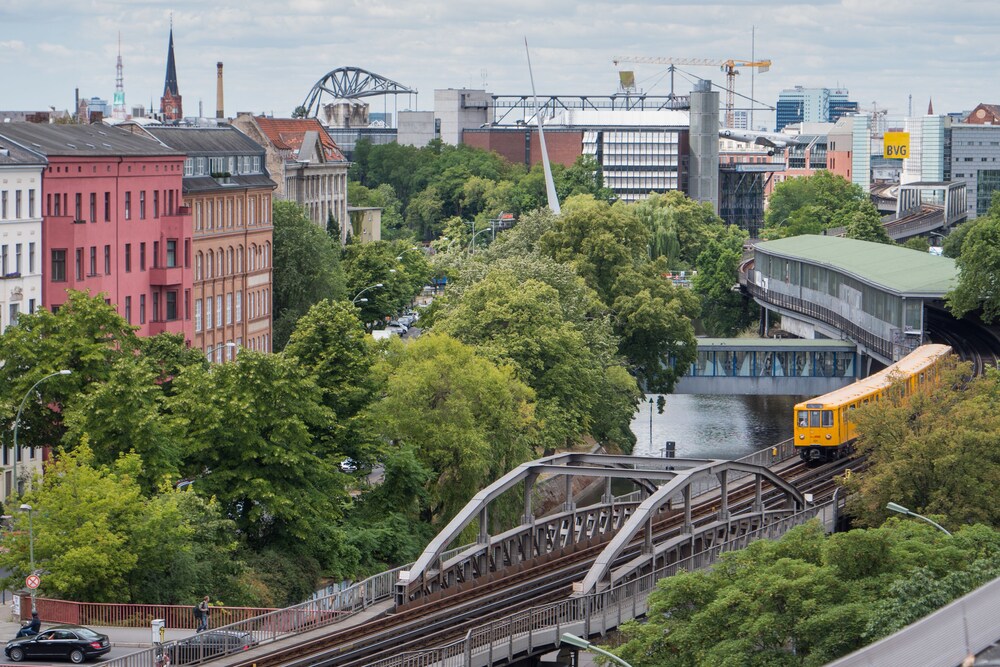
[0, 123, 193, 338]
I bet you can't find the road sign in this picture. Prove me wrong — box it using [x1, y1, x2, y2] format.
[25, 575, 39, 589]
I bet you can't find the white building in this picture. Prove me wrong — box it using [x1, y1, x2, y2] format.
[0, 138, 46, 498]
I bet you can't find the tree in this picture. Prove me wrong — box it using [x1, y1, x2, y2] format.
[764, 171, 869, 235]
[844, 361, 1000, 528]
[693, 225, 758, 336]
[272, 201, 345, 349]
[634, 191, 727, 268]
[0, 444, 243, 604]
[613, 520, 1000, 667]
[283, 299, 382, 462]
[947, 213, 1000, 321]
[367, 333, 537, 524]
[841, 201, 892, 244]
[170, 351, 346, 555]
[0, 291, 139, 450]
[343, 241, 428, 326]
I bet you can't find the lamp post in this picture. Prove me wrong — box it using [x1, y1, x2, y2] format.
[352, 283, 384, 305]
[648, 396, 654, 453]
[396, 246, 422, 261]
[560, 633, 634, 667]
[886, 501, 952, 536]
[206, 341, 237, 363]
[19, 503, 35, 612]
[469, 228, 493, 254]
[12, 370, 71, 498]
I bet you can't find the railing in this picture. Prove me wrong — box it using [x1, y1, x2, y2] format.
[368, 499, 843, 667]
[24, 599, 275, 629]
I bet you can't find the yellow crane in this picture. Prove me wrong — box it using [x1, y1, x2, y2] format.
[612, 56, 771, 128]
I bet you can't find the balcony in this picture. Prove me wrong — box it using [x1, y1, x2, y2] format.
[148, 265, 185, 286]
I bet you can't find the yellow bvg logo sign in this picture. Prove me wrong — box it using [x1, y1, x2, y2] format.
[884, 132, 910, 159]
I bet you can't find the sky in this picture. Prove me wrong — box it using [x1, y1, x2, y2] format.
[2, 0, 999, 129]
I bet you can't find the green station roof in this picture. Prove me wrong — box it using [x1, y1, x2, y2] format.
[755, 235, 957, 296]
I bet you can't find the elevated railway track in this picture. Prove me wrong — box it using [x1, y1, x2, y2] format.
[217, 452, 853, 667]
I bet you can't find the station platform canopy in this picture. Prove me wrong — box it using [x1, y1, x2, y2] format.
[755, 235, 957, 297]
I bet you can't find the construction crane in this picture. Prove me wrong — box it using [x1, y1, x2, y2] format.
[612, 56, 771, 128]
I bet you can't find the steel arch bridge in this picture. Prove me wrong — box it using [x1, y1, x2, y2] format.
[299, 67, 416, 118]
[395, 452, 804, 608]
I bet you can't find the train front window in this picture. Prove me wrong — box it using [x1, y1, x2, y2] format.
[797, 410, 808, 427]
[822, 410, 833, 427]
[809, 410, 822, 427]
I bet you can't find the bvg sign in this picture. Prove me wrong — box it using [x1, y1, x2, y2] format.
[884, 132, 910, 159]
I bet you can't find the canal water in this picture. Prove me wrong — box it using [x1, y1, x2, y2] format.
[629, 394, 805, 460]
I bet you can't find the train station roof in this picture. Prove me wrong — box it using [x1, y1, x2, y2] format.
[755, 235, 957, 297]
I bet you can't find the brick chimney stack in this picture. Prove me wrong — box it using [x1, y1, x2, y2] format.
[216, 62, 224, 120]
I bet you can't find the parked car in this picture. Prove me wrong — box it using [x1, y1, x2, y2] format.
[5, 625, 111, 663]
[168, 630, 257, 665]
[385, 322, 408, 336]
[397, 315, 415, 328]
[340, 458, 358, 473]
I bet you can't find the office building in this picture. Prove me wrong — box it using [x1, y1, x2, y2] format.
[776, 86, 858, 131]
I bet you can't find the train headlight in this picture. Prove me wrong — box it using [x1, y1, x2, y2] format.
[798, 434, 804, 440]
[825, 434, 832, 440]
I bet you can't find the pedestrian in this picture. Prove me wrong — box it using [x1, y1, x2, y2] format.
[197, 596, 209, 632]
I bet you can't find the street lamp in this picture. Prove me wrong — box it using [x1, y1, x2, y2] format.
[19, 503, 35, 612]
[886, 501, 952, 536]
[396, 246, 422, 261]
[352, 283, 384, 305]
[560, 633, 634, 667]
[206, 341, 237, 363]
[12, 370, 71, 498]
[469, 228, 493, 254]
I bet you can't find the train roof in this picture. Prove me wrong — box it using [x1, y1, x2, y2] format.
[795, 344, 952, 408]
[755, 236, 956, 297]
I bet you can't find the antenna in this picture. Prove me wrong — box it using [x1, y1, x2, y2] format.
[524, 38, 560, 215]
[481, 68, 488, 89]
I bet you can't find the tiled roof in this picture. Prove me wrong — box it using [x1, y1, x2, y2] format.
[0, 138, 46, 166]
[144, 126, 266, 157]
[0, 123, 177, 157]
[252, 117, 346, 162]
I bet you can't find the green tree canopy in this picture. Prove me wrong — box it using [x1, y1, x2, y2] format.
[764, 171, 871, 238]
[272, 200, 345, 349]
[367, 332, 537, 524]
[693, 225, 757, 336]
[947, 212, 1000, 321]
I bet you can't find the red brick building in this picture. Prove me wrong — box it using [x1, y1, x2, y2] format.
[0, 123, 193, 338]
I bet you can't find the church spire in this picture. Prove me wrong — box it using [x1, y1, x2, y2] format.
[159, 19, 183, 121]
[927, 97, 934, 115]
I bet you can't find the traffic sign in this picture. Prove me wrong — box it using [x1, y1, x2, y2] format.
[25, 575, 39, 589]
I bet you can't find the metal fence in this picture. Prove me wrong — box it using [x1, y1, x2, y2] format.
[24, 599, 276, 629]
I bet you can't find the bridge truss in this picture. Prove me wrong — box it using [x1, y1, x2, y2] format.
[299, 67, 416, 118]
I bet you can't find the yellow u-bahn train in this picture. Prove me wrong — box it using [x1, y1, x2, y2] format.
[794, 344, 952, 463]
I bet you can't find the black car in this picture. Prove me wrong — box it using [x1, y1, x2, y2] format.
[168, 630, 257, 665]
[5, 625, 110, 663]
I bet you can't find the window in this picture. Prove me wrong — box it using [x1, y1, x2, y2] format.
[75, 193, 82, 220]
[166, 240, 177, 268]
[195, 299, 202, 331]
[140, 242, 146, 271]
[140, 191, 146, 219]
[195, 252, 202, 280]
[89, 193, 96, 222]
[216, 295, 222, 328]
[125, 296, 132, 323]
[184, 159, 193, 176]
[125, 244, 132, 272]
[28, 189, 35, 218]
[104, 245, 111, 275]
[153, 241, 160, 268]
[51, 250, 67, 282]
[205, 297, 213, 329]
[166, 291, 177, 321]
[75, 248, 83, 280]
[1, 191, 6, 218]
[53, 193, 60, 216]
[153, 190, 160, 218]
[28, 299, 34, 314]
[140, 294, 146, 324]
[14, 244, 21, 274]
[104, 192, 111, 221]
[1, 245, 7, 275]
[8, 303, 18, 329]
[153, 292, 159, 322]
[29, 243, 35, 274]
[124, 192, 131, 219]
[226, 293, 232, 324]
[235, 291, 242, 322]
[15, 191, 21, 218]
[89, 246, 97, 276]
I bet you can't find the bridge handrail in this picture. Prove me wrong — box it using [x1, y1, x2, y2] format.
[367, 497, 842, 667]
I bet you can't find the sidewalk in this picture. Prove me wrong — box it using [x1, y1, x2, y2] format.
[0, 616, 197, 648]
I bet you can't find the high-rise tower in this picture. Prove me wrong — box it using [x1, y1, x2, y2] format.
[159, 23, 183, 121]
[111, 33, 127, 122]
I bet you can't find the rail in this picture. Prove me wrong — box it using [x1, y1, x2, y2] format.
[368, 497, 843, 667]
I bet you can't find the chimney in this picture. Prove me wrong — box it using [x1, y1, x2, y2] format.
[216, 62, 224, 119]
